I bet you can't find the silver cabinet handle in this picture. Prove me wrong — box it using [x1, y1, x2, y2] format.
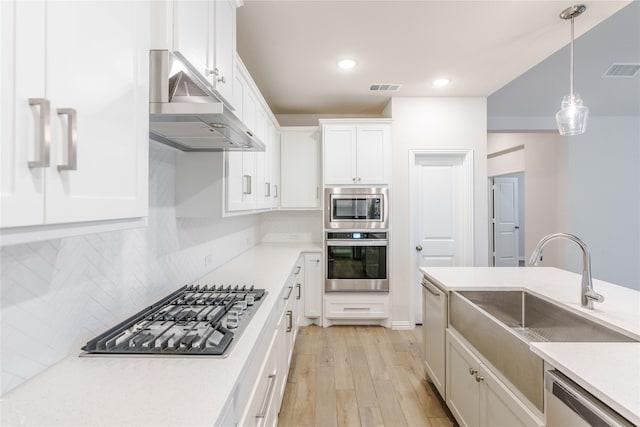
[421, 279, 441, 297]
[296, 283, 301, 300]
[56, 108, 77, 171]
[28, 98, 51, 168]
[294, 266, 301, 275]
[475, 374, 485, 383]
[255, 373, 276, 419]
[469, 368, 478, 376]
[243, 175, 252, 195]
[273, 184, 278, 198]
[283, 286, 293, 300]
[286, 310, 293, 332]
[265, 182, 271, 197]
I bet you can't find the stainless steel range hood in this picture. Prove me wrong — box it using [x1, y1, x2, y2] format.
[149, 50, 265, 152]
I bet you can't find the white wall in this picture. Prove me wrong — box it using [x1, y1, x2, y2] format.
[0, 143, 262, 395]
[388, 97, 488, 326]
[260, 210, 323, 243]
[567, 116, 640, 290]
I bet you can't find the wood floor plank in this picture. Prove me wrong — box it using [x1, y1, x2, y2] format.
[291, 353, 317, 426]
[388, 365, 432, 426]
[362, 343, 390, 381]
[277, 375, 297, 427]
[348, 345, 379, 408]
[332, 328, 355, 390]
[336, 389, 360, 427]
[315, 365, 338, 427]
[358, 407, 384, 427]
[373, 380, 408, 427]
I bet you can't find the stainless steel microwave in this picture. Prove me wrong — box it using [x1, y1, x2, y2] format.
[324, 187, 388, 229]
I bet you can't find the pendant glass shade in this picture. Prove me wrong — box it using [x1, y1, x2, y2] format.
[556, 93, 589, 136]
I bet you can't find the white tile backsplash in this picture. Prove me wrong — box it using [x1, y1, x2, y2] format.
[0, 143, 260, 395]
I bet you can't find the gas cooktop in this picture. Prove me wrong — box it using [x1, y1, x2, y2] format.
[82, 284, 266, 357]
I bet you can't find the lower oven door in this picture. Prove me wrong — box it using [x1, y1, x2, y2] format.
[326, 240, 388, 292]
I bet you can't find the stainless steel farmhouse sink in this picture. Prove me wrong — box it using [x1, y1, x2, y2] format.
[456, 290, 637, 343]
[449, 290, 638, 412]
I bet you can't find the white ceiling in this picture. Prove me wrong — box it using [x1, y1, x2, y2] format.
[236, 1, 635, 116]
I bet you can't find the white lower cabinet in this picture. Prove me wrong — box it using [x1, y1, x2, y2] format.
[304, 253, 322, 319]
[239, 329, 279, 427]
[446, 329, 544, 427]
[422, 278, 447, 400]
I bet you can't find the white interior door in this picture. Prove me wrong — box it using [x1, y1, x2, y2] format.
[493, 176, 519, 267]
[411, 151, 473, 324]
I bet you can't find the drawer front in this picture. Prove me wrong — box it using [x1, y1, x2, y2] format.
[325, 300, 389, 319]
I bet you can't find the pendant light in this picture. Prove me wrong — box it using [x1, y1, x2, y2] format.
[555, 4, 589, 136]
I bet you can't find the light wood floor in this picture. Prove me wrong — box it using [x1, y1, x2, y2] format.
[277, 325, 455, 427]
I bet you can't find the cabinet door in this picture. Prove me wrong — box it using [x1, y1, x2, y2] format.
[280, 127, 321, 208]
[304, 253, 322, 318]
[212, 0, 235, 105]
[447, 331, 481, 427]
[1, 0, 46, 227]
[44, 1, 148, 223]
[423, 281, 447, 399]
[323, 125, 357, 185]
[356, 124, 390, 184]
[172, 0, 211, 80]
[480, 365, 543, 427]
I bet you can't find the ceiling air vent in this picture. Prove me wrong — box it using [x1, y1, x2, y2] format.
[602, 63, 640, 78]
[369, 83, 402, 92]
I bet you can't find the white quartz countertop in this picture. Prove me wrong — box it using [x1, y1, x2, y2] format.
[0, 243, 321, 427]
[421, 266, 640, 425]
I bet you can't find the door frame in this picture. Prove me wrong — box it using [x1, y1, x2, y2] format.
[409, 149, 474, 324]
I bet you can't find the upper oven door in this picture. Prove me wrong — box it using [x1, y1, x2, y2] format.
[324, 187, 388, 229]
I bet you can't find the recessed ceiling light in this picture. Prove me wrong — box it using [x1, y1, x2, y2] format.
[432, 78, 450, 87]
[337, 59, 357, 70]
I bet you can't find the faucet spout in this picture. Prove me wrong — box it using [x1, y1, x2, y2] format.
[529, 233, 604, 309]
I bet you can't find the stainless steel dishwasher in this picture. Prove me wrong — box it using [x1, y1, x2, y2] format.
[545, 370, 635, 427]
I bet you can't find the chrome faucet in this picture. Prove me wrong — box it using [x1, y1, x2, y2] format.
[529, 233, 604, 309]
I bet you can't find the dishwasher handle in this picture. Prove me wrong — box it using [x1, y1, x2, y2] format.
[545, 370, 634, 427]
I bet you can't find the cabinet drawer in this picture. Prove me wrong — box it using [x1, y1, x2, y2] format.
[239, 330, 279, 427]
[325, 298, 389, 319]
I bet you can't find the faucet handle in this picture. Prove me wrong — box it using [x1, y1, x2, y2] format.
[585, 289, 605, 304]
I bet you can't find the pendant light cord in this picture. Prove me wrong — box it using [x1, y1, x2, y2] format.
[570, 16, 575, 97]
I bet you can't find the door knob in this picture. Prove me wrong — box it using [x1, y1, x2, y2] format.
[416, 245, 423, 252]
[514, 226, 520, 230]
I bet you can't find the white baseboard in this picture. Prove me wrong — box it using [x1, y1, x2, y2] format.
[391, 320, 414, 330]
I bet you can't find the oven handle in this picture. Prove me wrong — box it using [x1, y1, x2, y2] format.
[327, 240, 387, 247]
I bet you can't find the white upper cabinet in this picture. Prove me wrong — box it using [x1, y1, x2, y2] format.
[172, 0, 236, 107]
[321, 120, 392, 186]
[1, 0, 149, 229]
[280, 127, 321, 209]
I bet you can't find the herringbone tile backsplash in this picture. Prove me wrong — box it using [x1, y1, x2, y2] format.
[0, 143, 267, 395]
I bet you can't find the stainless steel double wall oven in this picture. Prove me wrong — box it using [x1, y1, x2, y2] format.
[324, 187, 389, 292]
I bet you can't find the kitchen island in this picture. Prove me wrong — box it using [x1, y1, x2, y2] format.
[420, 266, 640, 426]
[0, 243, 320, 426]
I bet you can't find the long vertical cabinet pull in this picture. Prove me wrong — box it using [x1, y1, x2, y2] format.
[56, 108, 78, 171]
[296, 283, 301, 300]
[28, 98, 51, 169]
[255, 373, 277, 419]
